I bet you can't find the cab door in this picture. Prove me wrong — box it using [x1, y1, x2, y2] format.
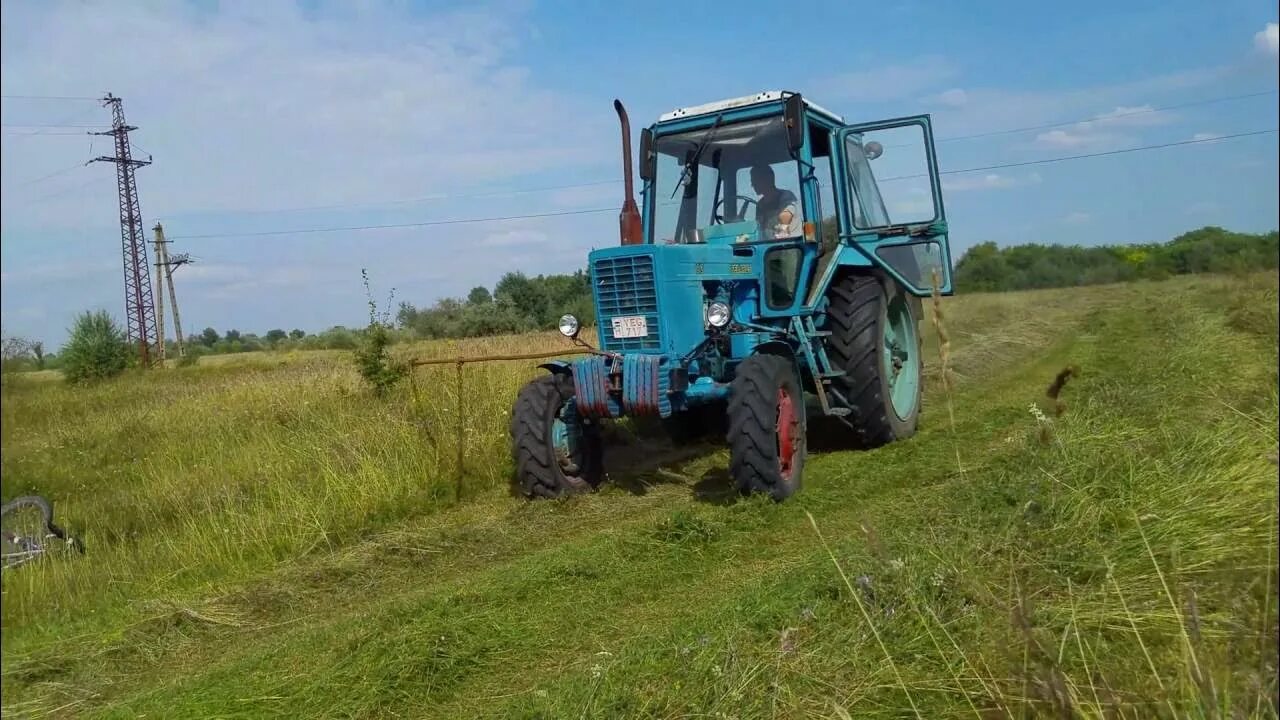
[834, 115, 954, 295]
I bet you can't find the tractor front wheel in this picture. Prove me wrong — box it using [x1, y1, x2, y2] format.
[726, 353, 806, 501]
[510, 374, 604, 498]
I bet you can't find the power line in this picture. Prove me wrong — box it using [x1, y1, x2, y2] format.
[934, 89, 1278, 144]
[1, 130, 91, 136]
[0, 123, 106, 128]
[166, 207, 618, 240]
[0, 94, 98, 101]
[160, 88, 1280, 221]
[172, 179, 623, 219]
[169, 128, 1276, 241]
[23, 175, 114, 205]
[7, 161, 90, 189]
[944, 129, 1276, 174]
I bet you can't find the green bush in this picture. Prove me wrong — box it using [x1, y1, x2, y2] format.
[354, 269, 407, 396]
[60, 310, 130, 383]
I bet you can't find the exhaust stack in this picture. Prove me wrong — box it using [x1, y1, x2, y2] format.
[614, 99, 643, 246]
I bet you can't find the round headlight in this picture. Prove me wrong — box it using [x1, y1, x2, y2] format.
[706, 302, 731, 328]
[557, 314, 580, 338]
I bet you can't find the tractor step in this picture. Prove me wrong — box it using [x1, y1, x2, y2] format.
[818, 370, 846, 379]
[826, 407, 851, 417]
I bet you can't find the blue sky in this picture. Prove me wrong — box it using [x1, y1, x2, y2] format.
[2, 0, 1277, 347]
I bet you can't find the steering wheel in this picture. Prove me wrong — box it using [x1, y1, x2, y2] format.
[712, 195, 758, 224]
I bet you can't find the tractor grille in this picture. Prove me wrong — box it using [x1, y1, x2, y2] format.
[594, 254, 661, 351]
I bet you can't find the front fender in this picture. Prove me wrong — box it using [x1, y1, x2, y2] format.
[752, 340, 803, 385]
[538, 361, 573, 376]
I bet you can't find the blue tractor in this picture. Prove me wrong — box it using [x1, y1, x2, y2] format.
[510, 91, 954, 501]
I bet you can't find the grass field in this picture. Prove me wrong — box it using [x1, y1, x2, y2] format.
[2, 272, 1277, 719]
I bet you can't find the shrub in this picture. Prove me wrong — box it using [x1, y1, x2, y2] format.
[353, 270, 407, 396]
[60, 310, 130, 383]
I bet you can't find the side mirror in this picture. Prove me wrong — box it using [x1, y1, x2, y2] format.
[639, 128, 655, 182]
[864, 140, 884, 160]
[783, 93, 804, 151]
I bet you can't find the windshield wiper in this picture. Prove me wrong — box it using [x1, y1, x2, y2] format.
[669, 113, 725, 200]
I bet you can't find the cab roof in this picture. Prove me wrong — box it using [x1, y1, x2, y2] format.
[657, 91, 845, 124]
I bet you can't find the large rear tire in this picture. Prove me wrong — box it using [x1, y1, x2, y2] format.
[726, 353, 805, 501]
[510, 374, 604, 499]
[821, 272, 922, 448]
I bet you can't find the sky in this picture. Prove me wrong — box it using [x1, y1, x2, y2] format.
[1, 0, 1277, 347]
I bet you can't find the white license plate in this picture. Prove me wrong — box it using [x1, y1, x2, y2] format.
[611, 316, 649, 338]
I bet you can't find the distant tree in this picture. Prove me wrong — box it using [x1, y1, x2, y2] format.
[1, 336, 36, 373]
[224, 329, 242, 343]
[289, 329, 305, 340]
[200, 327, 220, 347]
[265, 329, 288, 346]
[31, 341, 44, 370]
[60, 310, 129, 383]
[953, 226, 1279, 293]
[467, 286, 492, 305]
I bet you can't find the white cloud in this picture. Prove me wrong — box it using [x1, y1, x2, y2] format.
[1035, 128, 1118, 148]
[942, 172, 1041, 192]
[933, 88, 968, 107]
[1256, 22, 1279, 56]
[0, 2, 609, 230]
[548, 183, 622, 209]
[1191, 132, 1224, 143]
[1063, 212, 1092, 225]
[1034, 104, 1172, 149]
[0, 258, 116, 283]
[480, 229, 550, 247]
[813, 55, 958, 103]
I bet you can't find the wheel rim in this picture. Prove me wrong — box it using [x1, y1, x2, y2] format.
[776, 387, 799, 480]
[3, 506, 49, 568]
[882, 293, 920, 420]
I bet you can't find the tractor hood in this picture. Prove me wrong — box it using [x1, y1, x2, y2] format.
[589, 240, 761, 357]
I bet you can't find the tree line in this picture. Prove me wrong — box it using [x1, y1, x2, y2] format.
[395, 270, 594, 340]
[2, 225, 1275, 378]
[953, 226, 1278, 293]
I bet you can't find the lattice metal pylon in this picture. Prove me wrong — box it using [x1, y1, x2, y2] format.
[91, 94, 157, 367]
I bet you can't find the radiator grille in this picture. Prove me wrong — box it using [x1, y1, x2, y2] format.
[594, 255, 661, 352]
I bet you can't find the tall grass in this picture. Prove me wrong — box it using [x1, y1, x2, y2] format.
[1, 273, 1275, 718]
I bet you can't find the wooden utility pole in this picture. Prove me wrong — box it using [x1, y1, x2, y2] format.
[153, 230, 167, 363]
[152, 223, 190, 361]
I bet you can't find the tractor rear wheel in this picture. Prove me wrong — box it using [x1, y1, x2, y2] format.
[726, 353, 805, 501]
[821, 272, 922, 448]
[510, 374, 604, 499]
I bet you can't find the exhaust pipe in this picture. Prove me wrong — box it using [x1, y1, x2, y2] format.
[614, 99, 643, 246]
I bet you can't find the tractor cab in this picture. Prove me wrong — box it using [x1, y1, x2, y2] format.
[510, 91, 957, 503]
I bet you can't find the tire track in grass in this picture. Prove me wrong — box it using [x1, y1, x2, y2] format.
[5, 280, 1143, 716]
[91, 325, 1098, 719]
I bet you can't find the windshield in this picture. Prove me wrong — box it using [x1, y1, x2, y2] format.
[650, 115, 802, 244]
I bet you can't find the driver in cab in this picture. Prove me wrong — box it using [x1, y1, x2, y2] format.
[750, 164, 802, 240]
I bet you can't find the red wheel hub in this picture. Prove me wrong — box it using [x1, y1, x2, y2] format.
[776, 388, 798, 480]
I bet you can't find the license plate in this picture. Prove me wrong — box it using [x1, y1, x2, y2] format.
[611, 316, 649, 338]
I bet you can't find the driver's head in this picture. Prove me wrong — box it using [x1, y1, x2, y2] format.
[750, 164, 776, 196]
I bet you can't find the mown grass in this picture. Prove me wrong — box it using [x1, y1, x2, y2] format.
[1, 273, 1276, 719]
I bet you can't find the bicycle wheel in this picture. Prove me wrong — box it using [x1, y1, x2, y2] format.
[2, 495, 74, 569]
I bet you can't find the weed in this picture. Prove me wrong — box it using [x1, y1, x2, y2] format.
[354, 268, 408, 396]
